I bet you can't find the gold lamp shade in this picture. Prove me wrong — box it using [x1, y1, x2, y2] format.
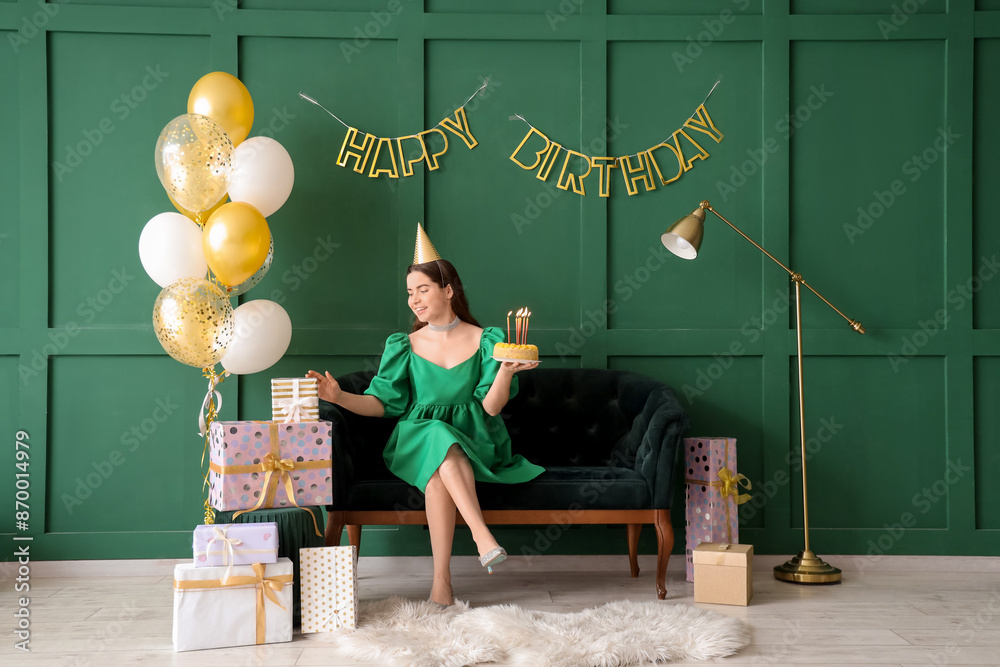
[661, 206, 706, 260]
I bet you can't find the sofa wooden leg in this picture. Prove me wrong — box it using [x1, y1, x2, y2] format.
[325, 511, 345, 547]
[653, 509, 673, 600]
[347, 524, 362, 553]
[626, 524, 641, 578]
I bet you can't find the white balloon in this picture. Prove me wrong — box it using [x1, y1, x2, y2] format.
[138, 212, 208, 287]
[220, 300, 292, 375]
[227, 137, 294, 218]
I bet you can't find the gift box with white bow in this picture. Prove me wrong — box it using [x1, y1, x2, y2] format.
[192, 522, 278, 578]
[271, 377, 320, 423]
[208, 421, 333, 527]
[299, 545, 359, 633]
[172, 558, 294, 652]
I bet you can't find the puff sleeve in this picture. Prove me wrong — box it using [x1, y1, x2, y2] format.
[363, 333, 412, 418]
[473, 327, 518, 404]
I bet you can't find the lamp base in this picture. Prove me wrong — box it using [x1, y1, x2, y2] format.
[773, 550, 842, 584]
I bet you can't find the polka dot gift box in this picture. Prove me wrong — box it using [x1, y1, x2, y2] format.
[299, 545, 359, 633]
[208, 421, 333, 515]
[683, 437, 752, 582]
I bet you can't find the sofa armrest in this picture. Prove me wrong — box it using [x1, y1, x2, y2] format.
[631, 387, 690, 509]
[318, 399, 355, 511]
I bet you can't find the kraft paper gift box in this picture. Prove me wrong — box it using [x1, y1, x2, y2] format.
[299, 545, 359, 633]
[208, 420, 333, 533]
[192, 522, 278, 577]
[693, 542, 753, 606]
[271, 377, 320, 423]
[683, 437, 751, 582]
[172, 558, 294, 651]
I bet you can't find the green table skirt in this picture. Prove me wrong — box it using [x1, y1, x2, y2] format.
[212, 506, 325, 625]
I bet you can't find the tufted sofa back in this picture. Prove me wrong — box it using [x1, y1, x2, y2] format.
[328, 368, 680, 477]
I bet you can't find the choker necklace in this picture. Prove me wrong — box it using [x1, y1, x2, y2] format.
[428, 316, 460, 332]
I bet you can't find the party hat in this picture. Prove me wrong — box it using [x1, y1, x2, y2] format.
[413, 223, 443, 264]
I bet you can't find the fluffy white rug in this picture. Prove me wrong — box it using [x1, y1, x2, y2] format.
[331, 596, 750, 667]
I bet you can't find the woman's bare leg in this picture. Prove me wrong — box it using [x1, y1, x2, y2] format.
[424, 471, 456, 605]
[435, 444, 500, 558]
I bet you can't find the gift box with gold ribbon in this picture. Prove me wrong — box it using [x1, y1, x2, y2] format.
[192, 522, 278, 581]
[299, 545, 359, 633]
[271, 377, 320, 423]
[208, 420, 333, 537]
[172, 558, 294, 652]
[683, 437, 752, 582]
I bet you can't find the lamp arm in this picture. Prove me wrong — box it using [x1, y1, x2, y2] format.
[701, 201, 865, 334]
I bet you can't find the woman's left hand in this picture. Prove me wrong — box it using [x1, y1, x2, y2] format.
[501, 360, 538, 373]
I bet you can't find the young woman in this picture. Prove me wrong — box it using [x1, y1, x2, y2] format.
[307, 246, 542, 607]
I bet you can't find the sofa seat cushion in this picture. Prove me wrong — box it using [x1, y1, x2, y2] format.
[345, 466, 651, 512]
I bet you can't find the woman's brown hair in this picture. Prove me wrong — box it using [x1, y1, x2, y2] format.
[406, 259, 481, 332]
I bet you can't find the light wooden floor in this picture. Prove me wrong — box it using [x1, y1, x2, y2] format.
[3, 554, 1000, 666]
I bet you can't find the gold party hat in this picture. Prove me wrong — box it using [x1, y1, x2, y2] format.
[413, 223, 443, 264]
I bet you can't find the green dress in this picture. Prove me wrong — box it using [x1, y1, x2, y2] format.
[364, 326, 545, 492]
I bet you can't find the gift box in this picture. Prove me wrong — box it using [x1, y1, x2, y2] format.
[299, 545, 359, 633]
[192, 522, 278, 578]
[683, 437, 751, 582]
[172, 558, 294, 651]
[271, 377, 320, 423]
[693, 542, 753, 606]
[208, 420, 333, 530]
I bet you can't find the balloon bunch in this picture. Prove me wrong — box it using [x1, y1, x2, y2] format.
[139, 71, 296, 376]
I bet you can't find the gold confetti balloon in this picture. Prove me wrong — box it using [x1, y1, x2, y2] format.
[154, 113, 233, 215]
[153, 277, 235, 368]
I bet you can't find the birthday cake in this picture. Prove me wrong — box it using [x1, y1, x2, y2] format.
[494, 307, 539, 362]
[493, 342, 539, 361]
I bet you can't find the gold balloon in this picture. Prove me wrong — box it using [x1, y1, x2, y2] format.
[153, 278, 234, 368]
[169, 192, 228, 224]
[155, 113, 233, 213]
[202, 202, 271, 287]
[225, 234, 274, 296]
[187, 72, 254, 146]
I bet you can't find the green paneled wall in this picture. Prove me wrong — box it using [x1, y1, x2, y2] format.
[2, 0, 998, 562]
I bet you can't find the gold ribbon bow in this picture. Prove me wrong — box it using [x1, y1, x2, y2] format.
[717, 467, 752, 505]
[173, 562, 293, 645]
[210, 422, 329, 537]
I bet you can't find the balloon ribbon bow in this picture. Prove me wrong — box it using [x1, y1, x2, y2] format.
[275, 381, 318, 423]
[718, 467, 752, 505]
[204, 525, 244, 585]
[198, 367, 230, 438]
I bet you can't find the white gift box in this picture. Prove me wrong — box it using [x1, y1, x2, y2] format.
[299, 545, 359, 633]
[271, 377, 320, 423]
[172, 558, 294, 652]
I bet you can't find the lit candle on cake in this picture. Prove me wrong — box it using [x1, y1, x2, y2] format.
[524, 310, 530, 343]
[507, 310, 513, 344]
[493, 307, 540, 363]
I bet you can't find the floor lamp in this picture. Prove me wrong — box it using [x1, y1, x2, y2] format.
[661, 200, 865, 584]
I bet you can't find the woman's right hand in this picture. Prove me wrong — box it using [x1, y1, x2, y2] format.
[306, 370, 342, 404]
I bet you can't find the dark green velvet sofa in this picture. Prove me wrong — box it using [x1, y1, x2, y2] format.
[321, 367, 690, 598]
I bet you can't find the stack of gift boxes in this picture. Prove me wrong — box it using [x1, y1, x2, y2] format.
[172, 377, 360, 652]
[683, 436, 754, 606]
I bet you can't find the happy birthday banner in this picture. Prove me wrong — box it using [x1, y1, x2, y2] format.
[299, 79, 487, 179]
[509, 81, 723, 197]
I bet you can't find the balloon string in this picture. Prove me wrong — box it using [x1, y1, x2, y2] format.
[200, 366, 229, 519]
[299, 76, 490, 140]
